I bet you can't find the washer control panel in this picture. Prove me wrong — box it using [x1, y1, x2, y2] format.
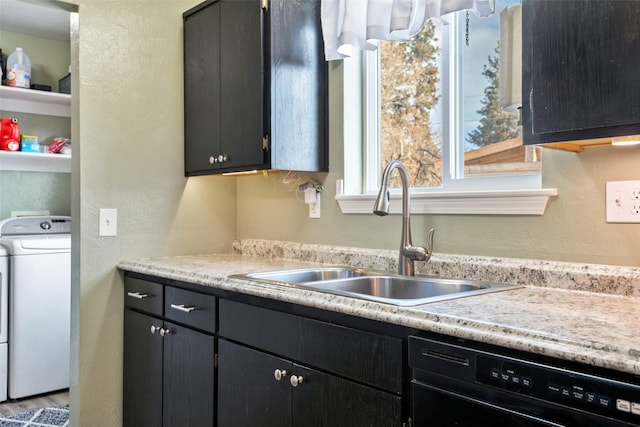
[0, 216, 71, 236]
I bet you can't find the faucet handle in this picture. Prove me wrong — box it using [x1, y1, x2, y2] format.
[424, 228, 434, 262]
[403, 228, 434, 262]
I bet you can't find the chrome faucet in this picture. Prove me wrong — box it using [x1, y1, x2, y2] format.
[373, 160, 434, 276]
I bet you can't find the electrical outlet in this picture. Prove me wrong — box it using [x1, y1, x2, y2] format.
[99, 208, 118, 236]
[606, 181, 640, 223]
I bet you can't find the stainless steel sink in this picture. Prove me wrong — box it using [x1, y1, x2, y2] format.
[230, 267, 522, 306]
[302, 275, 519, 306]
[234, 267, 376, 284]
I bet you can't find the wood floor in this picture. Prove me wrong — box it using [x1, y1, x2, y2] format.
[0, 389, 69, 417]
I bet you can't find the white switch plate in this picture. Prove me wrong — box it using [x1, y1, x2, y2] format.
[99, 208, 118, 236]
[309, 193, 321, 219]
[606, 181, 640, 223]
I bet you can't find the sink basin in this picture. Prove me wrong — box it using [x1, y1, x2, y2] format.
[235, 267, 375, 284]
[303, 276, 517, 306]
[230, 267, 522, 306]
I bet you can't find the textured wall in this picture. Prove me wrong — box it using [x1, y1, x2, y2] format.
[0, 171, 70, 218]
[60, 2, 640, 426]
[237, 62, 640, 267]
[71, 1, 236, 425]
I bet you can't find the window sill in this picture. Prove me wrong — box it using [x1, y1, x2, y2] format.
[335, 188, 558, 215]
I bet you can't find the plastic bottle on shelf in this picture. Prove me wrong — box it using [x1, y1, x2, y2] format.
[6, 47, 31, 88]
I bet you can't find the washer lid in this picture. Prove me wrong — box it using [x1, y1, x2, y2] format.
[0, 235, 71, 254]
[0, 216, 71, 236]
[19, 236, 71, 250]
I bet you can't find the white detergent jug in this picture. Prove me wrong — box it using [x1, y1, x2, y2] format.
[6, 47, 31, 88]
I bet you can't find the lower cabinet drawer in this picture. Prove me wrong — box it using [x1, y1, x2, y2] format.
[164, 286, 216, 334]
[124, 276, 163, 316]
[219, 299, 403, 393]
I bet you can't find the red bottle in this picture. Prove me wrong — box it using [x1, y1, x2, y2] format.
[0, 117, 21, 151]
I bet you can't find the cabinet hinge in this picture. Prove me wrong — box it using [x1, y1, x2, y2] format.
[262, 135, 269, 151]
[214, 353, 218, 368]
[261, 0, 268, 11]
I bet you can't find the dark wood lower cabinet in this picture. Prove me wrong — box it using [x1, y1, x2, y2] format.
[218, 339, 292, 427]
[123, 310, 163, 427]
[292, 364, 402, 426]
[217, 339, 402, 427]
[124, 272, 408, 427]
[123, 309, 215, 427]
[162, 321, 215, 427]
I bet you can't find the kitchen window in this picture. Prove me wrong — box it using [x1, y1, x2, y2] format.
[336, 2, 557, 215]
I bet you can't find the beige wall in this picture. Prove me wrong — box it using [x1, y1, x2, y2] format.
[72, 1, 236, 425]
[57, 1, 640, 426]
[237, 61, 640, 267]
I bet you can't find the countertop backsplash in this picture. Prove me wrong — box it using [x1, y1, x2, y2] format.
[233, 239, 640, 297]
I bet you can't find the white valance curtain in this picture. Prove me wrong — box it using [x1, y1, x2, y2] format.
[321, 0, 495, 60]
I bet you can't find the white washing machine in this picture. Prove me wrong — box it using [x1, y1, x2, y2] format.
[0, 246, 8, 402]
[0, 216, 71, 400]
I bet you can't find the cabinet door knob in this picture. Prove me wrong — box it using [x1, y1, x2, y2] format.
[274, 369, 288, 381]
[209, 155, 228, 164]
[290, 375, 304, 387]
[150, 325, 161, 334]
[160, 328, 171, 337]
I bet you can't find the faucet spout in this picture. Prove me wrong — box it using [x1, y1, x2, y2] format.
[373, 160, 434, 276]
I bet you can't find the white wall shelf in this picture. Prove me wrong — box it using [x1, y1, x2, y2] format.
[0, 85, 71, 173]
[0, 85, 71, 117]
[0, 151, 71, 173]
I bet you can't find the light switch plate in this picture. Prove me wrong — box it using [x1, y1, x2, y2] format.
[309, 194, 321, 219]
[99, 208, 118, 236]
[606, 181, 640, 223]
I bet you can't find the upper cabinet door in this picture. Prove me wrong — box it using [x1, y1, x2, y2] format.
[522, 0, 640, 145]
[183, 0, 328, 176]
[219, 0, 266, 170]
[184, 0, 222, 174]
[268, 0, 328, 172]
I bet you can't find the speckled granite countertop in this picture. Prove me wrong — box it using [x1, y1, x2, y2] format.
[118, 239, 640, 377]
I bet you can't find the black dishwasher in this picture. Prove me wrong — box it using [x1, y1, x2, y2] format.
[409, 334, 640, 426]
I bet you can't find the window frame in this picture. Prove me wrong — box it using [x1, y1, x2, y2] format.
[336, 12, 557, 216]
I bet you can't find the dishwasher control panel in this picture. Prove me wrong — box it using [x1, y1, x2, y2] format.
[476, 354, 640, 424]
[409, 334, 640, 426]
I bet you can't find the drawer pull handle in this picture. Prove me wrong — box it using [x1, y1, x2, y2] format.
[127, 292, 150, 299]
[170, 303, 196, 313]
[150, 325, 161, 334]
[274, 369, 288, 381]
[160, 328, 171, 337]
[290, 375, 304, 387]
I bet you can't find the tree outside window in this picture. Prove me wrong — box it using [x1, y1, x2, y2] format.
[377, 1, 539, 189]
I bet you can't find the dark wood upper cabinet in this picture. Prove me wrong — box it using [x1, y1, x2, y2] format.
[183, 0, 328, 176]
[522, 0, 640, 146]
